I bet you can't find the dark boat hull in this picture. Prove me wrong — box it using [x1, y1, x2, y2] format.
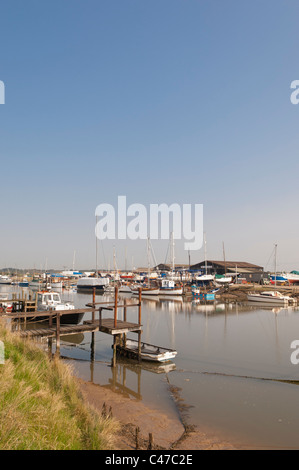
[25, 312, 85, 325]
[77, 286, 105, 294]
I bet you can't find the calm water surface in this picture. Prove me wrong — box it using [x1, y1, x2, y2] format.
[4, 285, 299, 449]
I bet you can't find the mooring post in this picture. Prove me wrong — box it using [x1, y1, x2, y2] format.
[92, 287, 96, 323]
[55, 312, 61, 357]
[123, 298, 127, 347]
[138, 288, 142, 325]
[114, 286, 118, 328]
[138, 287, 142, 362]
[48, 308, 53, 358]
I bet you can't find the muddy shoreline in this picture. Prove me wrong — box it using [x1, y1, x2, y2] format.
[78, 378, 237, 450]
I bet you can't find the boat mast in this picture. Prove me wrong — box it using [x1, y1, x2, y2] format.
[274, 243, 277, 287]
[204, 233, 207, 275]
[147, 237, 151, 287]
[95, 215, 98, 278]
[171, 231, 175, 272]
[222, 241, 227, 276]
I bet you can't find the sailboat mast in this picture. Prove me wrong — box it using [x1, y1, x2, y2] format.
[95, 215, 98, 278]
[274, 243, 277, 287]
[147, 237, 151, 287]
[222, 241, 227, 276]
[171, 231, 175, 272]
[204, 233, 207, 275]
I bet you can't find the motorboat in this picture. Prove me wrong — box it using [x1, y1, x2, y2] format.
[214, 274, 233, 286]
[270, 274, 288, 285]
[0, 275, 12, 285]
[116, 339, 177, 363]
[247, 290, 296, 305]
[34, 291, 83, 324]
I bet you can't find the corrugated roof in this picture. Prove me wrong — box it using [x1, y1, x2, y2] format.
[191, 260, 263, 269]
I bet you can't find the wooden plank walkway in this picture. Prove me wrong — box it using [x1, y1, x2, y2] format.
[8, 286, 144, 366]
[18, 318, 142, 339]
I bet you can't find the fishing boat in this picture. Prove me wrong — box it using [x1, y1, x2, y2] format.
[247, 290, 295, 305]
[116, 339, 177, 363]
[158, 279, 183, 295]
[34, 291, 84, 324]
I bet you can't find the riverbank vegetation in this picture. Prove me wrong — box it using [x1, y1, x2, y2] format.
[0, 323, 118, 450]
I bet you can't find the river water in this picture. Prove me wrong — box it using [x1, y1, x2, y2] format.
[3, 285, 299, 449]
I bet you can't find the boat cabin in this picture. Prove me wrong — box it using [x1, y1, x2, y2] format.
[161, 280, 175, 289]
[37, 292, 62, 307]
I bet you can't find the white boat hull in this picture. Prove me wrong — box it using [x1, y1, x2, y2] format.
[247, 292, 294, 305]
[159, 288, 183, 295]
[131, 288, 160, 296]
[118, 339, 177, 362]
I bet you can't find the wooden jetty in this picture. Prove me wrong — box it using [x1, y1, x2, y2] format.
[1, 287, 143, 367]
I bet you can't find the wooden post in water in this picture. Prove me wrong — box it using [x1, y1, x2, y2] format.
[123, 298, 127, 347]
[48, 309, 53, 358]
[114, 286, 118, 328]
[138, 288, 142, 362]
[55, 312, 61, 357]
[92, 287, 96, 323]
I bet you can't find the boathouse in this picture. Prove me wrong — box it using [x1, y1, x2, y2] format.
[190, 260, 264, 283]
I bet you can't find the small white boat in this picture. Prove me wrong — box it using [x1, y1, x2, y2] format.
[247, 290, 295, 305]
[214, 275, 233, 286]
[195, 274, 215, 282]
[117, 339, 177, 363]
[0, 275, 12, 285]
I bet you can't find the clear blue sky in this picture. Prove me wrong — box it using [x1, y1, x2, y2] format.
[1, 0, 299, 271]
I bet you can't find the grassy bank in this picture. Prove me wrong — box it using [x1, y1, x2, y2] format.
[0, 323, 118, 450]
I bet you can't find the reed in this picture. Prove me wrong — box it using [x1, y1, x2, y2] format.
[0, 323, 119, 450]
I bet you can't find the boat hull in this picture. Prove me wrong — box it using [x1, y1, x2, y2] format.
[25, 312, 85, 325]
[247, 293, 292, 305]
[116, 339, 177, 363]
[159, 288, 183, 295]
[77, 286, 105, 294]
[131, 288, 160, 296]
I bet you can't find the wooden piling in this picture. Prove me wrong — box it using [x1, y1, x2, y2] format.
[114, 286, 118, 328]
[55, 312, 61, 357]
[138, 288, 142, 362]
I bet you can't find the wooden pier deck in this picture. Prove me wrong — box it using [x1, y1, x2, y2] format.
[3, 286, 144, 367]
[18, 318, 142, 339]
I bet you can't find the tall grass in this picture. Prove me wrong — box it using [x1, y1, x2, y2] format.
[0, 323, 119, 450]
